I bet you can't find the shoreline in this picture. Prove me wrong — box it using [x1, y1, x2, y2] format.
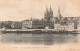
[1, 29, 80, 34]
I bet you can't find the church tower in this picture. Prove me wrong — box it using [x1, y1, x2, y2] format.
[57, 6, 62, 19]
[49, 6, 54, 21]
[44, 6, 54, 22]
[44, 6, 50, 21]
[44, 6, 54, 29]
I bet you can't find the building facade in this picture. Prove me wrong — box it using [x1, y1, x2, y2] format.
[22, 20, 32, 29]
[54, 23, 74, 30]
[0, 22, 2, 29]
[32, 19, 54, 29]
[11, 22, 22, 29]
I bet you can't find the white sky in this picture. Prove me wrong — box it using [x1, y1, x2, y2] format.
[0, 0, 80, 21]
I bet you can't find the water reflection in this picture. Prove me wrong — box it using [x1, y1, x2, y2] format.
[1, 33, 78, 45]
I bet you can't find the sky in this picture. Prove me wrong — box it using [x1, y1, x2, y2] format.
[0, 0, 80, 21]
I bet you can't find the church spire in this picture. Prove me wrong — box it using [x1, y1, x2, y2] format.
[44, 6, 54, 21]
[49, 5, 54, 21]
[46, 6, 49, 14]
[50, 5, 53, 17]
[44, 6, 50, 21]
[50, 5, 52, 10]
[58, 6, 62, 19]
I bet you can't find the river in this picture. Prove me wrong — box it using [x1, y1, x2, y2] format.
[0, 33, 78, 45]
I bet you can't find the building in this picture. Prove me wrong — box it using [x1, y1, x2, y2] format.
[32, 19, 54, 29]
[11, 22, 22, 29]
[54, 22, 74, 30]
[22, 20, 32, 29]
[0, 22, 2, 29]
[2, 21, 12, 29]
[54, 7, 75, 30]
[32, 6, 54, 29]
[22, 19, 54, 29]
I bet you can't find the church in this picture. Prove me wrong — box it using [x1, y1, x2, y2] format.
[22, 6, 54, 29]
[32, 6, 54, 29]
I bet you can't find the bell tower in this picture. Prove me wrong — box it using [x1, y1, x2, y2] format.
[44, 6, 50, 21]
[57, 6, 62, 19]
[49, 6, 54, 21]
[44, 6, 54, 21]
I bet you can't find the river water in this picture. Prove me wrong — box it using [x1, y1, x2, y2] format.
[0, 33, 78, 45]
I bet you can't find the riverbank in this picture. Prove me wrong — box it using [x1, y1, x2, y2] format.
[1, 29, 80, 34]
